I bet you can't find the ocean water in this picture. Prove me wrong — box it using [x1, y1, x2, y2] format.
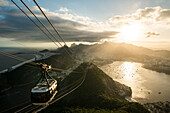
[0, 41, 96, 72]
[0, 47, 38, 71]
[0, 54, 35, 71]
[100, 61, 170, 103]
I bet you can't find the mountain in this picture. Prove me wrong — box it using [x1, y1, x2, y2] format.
[42, 63, 149, 113]
[39, 49, 49, 53]
[72, 42, 170, 59]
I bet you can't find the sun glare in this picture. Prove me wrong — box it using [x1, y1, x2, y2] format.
[120, 23, 142, 42]
[122, 62, 135, 80]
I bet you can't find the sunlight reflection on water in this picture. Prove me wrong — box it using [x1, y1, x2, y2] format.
[122, 62, 135, 79]
[100, 61, 170, 103]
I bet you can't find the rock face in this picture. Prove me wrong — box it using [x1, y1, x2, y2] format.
[42, 63, 149, 113]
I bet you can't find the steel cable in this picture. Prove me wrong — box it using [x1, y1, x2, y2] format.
[20, 0, 72, 58]
[33, 0, 73, 54]
[11, 0, 60, 48]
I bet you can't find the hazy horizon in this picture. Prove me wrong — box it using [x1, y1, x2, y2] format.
[1, 40, 170, 51]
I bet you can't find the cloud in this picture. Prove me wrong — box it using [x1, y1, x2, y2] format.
[1, 4, 169, 45]
[0, 6, 118, 43]
[157, 9, 170, 20]
[31, 6, 49, 12]
[58, 7, 69, 12]
[109, 6, 170, 27]
[0, 0, 10, 7]
[145, 32, 160, 38]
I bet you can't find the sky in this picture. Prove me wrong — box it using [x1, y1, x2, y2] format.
[0, 0, 170, 48]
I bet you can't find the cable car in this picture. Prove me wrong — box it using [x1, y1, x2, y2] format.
[31, 63, 58, 105]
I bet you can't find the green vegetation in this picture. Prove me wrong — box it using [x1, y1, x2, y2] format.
[4, 64, 41, 86]
[42, 63, 149, 113]
[36, 54, 75, 69]
[0, 74, 11, 92]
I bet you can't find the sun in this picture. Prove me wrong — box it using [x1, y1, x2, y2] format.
[120, 23, 142, 42]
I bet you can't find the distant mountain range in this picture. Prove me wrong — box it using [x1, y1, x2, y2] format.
[72, 42, 170, 58]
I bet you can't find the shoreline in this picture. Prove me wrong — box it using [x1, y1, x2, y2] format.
[0, 53, 56, 74]
[125, 96, 137, 102]
[0, 57, 36, 74]
[143, 64, 170, 75]
[95, 59, 170, 76]
[98, 60, 170, 104]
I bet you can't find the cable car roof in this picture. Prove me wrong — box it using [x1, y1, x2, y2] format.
[31, 79, 57, 93]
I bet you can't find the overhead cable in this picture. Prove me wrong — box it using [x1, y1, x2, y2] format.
[11, 0, 60, 48]
[33, 0, 73, 54]
[20, 0, 72, 57]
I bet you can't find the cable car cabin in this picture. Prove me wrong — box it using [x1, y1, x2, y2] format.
[31, 79, 57, 105]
